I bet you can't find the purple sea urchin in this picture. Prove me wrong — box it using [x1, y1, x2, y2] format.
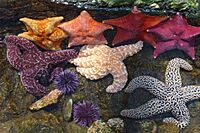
[73, 100, 100, 127]
[54, 69, 78, 94]
[30, 69, 79, 110]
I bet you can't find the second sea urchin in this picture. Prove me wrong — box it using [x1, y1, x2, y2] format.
[73, 100, 100, 127]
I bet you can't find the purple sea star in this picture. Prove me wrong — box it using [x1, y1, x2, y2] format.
[147, 13, 200, 59]
[3, 35, 78, 97]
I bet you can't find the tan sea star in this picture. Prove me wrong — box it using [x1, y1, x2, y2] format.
[70, 41, 143, 93]
[18, 17, 67, 50]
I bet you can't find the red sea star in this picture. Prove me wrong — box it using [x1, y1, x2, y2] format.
[58, 10, 113, 47]
[3, 35, 78, 97]
[103, 6, 168, 46]
[147, 13, 200, 60]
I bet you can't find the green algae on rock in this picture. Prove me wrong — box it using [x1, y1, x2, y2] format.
[101, 0, 199, 11]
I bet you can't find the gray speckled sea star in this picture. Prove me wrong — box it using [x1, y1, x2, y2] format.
[3, 35, 77, 97]
[121, 58, 200, 129]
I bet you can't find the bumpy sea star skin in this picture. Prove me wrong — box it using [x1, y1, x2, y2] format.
[58, 10, 113, 48]
[103, 6, 168, 46]
[121, 58, 200, 129]
[3, 35, 78, 97]
[70, 41, 143, 93]
[18, 17, 67, 50]
[147, 13, 200, 59]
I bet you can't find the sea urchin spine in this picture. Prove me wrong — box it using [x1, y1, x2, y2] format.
[29, 69, 79, 110]
[54, 69, 79, 94]
[73, 100, 100, 127]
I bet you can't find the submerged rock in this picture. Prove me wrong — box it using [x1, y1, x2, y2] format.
[64, 122, 87, 133]
[138, 120, 157, 133]
[0, 111, 63, 133]
[87, 120, 112, 133]
[158, 123, 179, 133]
[107, 118, 124, 133]
[62, 98, 73, 121]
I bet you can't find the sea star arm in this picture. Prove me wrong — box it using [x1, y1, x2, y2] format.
[182, 25, 200, 40]
[111, 28, 134, 45]
[18, 32, 39, 42]
[44, 49, 78, 63]
[180, 85, 200, 102]
[148, 24, 173, 40]
[50, 67, 64, 81]
[5, 35, 38, 52]
[163, 117, 180, 126]
[76, 66, 107, 80]
[69, 55, 97, 68]
[19, 32, 62, 50]
[153, 40, 176, 58]
[20, 71, 47, 97]
[165, 58, 193, 90]
[19, 17, 64, 35]
[164, 103, 190, 129]
[113, 41, 143, 60]
[178, 39, 195, 60]
[121, 98, 171, 119]
[106, 62, 127, 93]
[124, 76, 167, 99]
[76, 45, 99, 57]
[136, 32, 157, 47]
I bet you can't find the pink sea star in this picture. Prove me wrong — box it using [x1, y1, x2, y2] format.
[3, 35, 78, 96]
[147, 13, 200, 60]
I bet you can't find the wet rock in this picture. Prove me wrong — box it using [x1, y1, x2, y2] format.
[158, 123, 179, 133]
[87, 120, 112, 133]
[64, 122, 87, 133]
[0, 111, 63, 133]
[188, 101, 200, 117]
[62, 98, 73, 121]
[107, 118, 124, 133]
[138, 120, 157, 133]
[0, 47, 34, 122]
